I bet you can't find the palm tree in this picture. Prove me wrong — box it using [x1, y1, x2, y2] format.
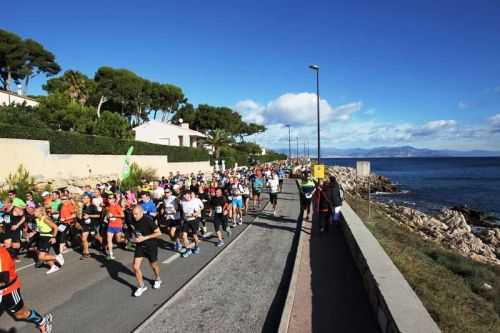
[201, 129, 233, 160]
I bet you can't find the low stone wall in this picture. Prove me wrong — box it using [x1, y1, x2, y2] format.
[341, 202, 441, 333]
[0, 138, 211, 182]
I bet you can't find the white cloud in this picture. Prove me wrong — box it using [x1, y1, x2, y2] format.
[235, 95, 500, 151]
[234, 99, 265, 124]
[489, 113, 500, 132]
[235, 92, 362, 127]
[489, 114, 500, 126]
[410, 120, 457, 137]
[458, 101, 469, 110]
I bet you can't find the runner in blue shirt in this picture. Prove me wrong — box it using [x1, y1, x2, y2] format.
[140, 192, 157, 218]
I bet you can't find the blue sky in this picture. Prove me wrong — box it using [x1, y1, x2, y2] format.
[2, 0, 500, 150]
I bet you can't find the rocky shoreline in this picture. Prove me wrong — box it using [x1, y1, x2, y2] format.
[330, 166, 500, 266]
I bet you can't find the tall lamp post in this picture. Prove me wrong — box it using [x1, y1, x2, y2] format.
[285, 124, 291, 160]
[309, 64, 320, 164]
[296, 136, 299, 161]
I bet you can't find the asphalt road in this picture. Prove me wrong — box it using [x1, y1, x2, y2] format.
[0, 198, 269, 333]
[136, 180, 300, 333]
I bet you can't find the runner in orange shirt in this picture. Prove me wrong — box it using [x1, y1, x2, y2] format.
[0, 246, 53, 332]
[56, 193, 76, 263]
[105, 194, 125, 260]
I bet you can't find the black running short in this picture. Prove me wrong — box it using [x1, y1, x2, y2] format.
[182, 219, 200, 235]
[213, 215, 228, 232]
[167, 219, 181, 228]
[80, 221, 97, 233]
[4, 229, 21, 243]
[269, 193, 278, 205]
[37, 236, 52, 253]
[56, 223, 72, 244]
[134, 243, 158, 262]
[0, 288, 24, 314]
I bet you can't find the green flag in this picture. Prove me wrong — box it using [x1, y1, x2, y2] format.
[121, 146, 134, 179]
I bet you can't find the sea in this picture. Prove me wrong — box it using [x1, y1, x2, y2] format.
[324, 157, 500, 219]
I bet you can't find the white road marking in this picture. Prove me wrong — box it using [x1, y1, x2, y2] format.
[16, 248, 73, 272]
[162, 253, 180, 264]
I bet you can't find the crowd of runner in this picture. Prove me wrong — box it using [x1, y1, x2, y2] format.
[0, 164, 289, 333]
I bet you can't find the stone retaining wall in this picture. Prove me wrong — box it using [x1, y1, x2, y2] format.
[0, 138, 211, 182]
[341, 202, 441, 333]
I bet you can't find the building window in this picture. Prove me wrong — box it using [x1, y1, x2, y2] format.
[178, 135, 184, 146]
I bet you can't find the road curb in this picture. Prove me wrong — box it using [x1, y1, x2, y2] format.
[134, 202, 270, 333]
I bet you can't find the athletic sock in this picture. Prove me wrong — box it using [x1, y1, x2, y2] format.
[26, 309, 44, 325]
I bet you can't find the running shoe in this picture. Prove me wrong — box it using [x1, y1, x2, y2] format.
[226, 227, 232, 238]
[216, 240, 225, 247]
[106, 254, 115, 260]
[193, 247, 200, 255]
[153, 279, 162, 289]
[39, 313, 53, 333]
[55, 254, 64, 266]
[46, 266, 60, 275]
[134, 285, 148, 297]
[181, 249, 192, 258]
[80, 254, 91, 260]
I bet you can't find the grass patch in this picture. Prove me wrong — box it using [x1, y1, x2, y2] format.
[347, 195, 500, 333]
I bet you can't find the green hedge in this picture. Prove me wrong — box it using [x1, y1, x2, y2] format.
[0, 123, 209, 162]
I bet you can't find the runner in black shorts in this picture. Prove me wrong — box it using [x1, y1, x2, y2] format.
[1, 246, 53, 332]
[210, 188, 230, 247]
[130, 206, 162, 297]
[179, 191, 204, 258]
[80, 194, 103, 259]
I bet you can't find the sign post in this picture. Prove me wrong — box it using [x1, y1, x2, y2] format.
[312, 164, 326, 180]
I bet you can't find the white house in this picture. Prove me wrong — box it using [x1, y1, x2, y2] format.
[0, 90, 39, 107]
[133, 120, 206, 148]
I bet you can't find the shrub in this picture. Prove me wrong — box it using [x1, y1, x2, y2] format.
[0, 123, 209, 162]
[5, 164, 35, 199]
[120, 163, 157, 191]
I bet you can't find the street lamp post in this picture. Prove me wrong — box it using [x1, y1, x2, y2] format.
[309, 64, 320, 164]
[296, 136, 299, 161]
[285, 124, 291, 160]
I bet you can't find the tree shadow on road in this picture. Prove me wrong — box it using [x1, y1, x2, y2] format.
[92, 253, 137, 293]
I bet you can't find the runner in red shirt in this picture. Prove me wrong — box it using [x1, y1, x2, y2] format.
[0, 246, 53, 332]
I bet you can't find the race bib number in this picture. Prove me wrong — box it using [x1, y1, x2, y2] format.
[215, 206, 223, 214]
[57, 224, 67, 232]
[3, 215, 11, 224]
[52, 213, 60, 220]
[305, 193, 313, 199]
[84, 218, 91, 224]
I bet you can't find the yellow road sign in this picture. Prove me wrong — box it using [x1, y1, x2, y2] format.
[312, 164, 326, 179]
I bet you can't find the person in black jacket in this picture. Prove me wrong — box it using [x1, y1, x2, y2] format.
[327, 176, 343, 224]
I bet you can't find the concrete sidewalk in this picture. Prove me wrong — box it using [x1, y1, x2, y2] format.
[136, 179, 300, 333]
[287, 219, 381, 333]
